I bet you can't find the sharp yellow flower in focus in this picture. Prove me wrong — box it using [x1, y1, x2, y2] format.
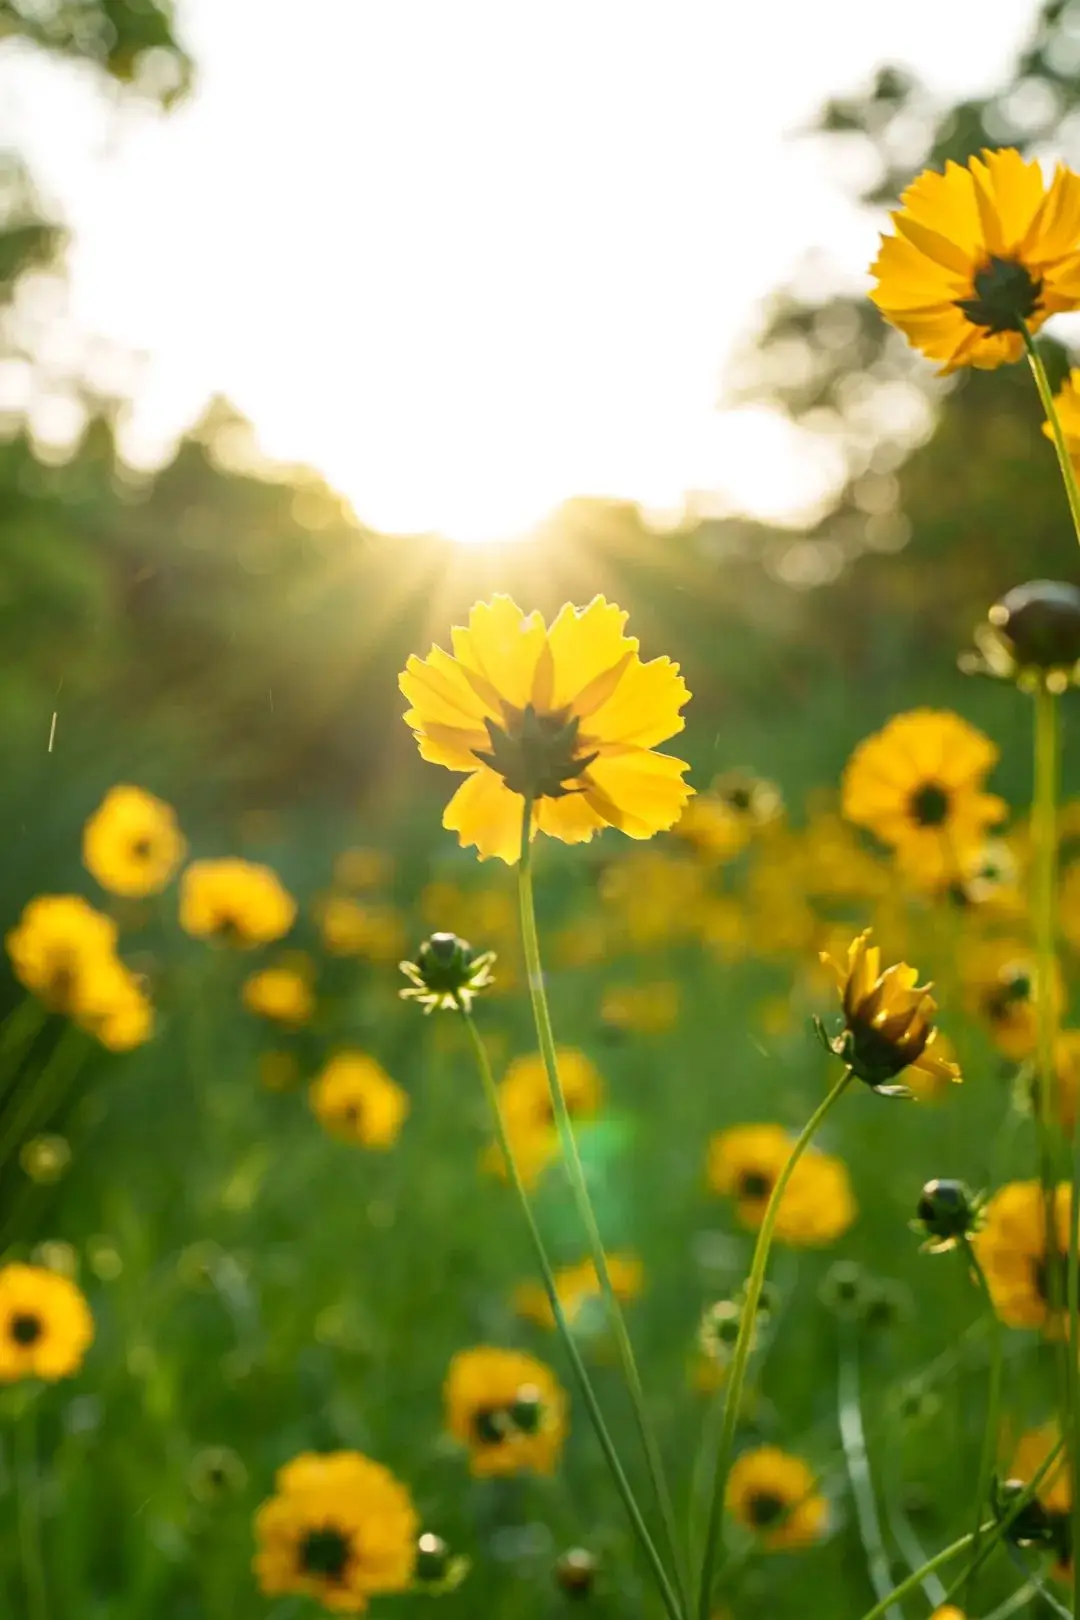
[444, 1346, 567, 1477]
[842, 710, 1005, 891]
[870, 147, 1080, 371]
[725, 1446, 828, 1550]
[179, 858, 297, 947]
[0, 1262, 94, 1382]
[309, 1052, 409, 1149]
[82, 784, 187, 898]
[400, 595, 691, 862]
[821, 929, 960, 1096]
[253, 1450, 418, 1612]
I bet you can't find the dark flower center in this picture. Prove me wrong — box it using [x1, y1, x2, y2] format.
[10, 1312, 43, 1346]
[909, 782, 951, 828]
[130, 836, 153, 860]
[746, 1490, 787, 1528]
[473, 1404, 513, 1445]
[987, 969, 1032, 1020]
[473, 703, 598, 801]
[737, 1170, 772, 1201]
[726, 786, 753, 812]
[43, 950, 79, 1013]
[955, 255, 1043, 334]
[299, 1527, 351, 1581]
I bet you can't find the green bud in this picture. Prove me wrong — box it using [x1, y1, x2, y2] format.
[555, 1548, 599, 1598]
[912, 1178, 982, 1253]
[399, 934, 496, 1013]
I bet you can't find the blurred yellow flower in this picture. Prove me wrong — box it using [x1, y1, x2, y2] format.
[1049, 1030, 1080, 1135]
[673, 770, 780, 862]
[974, 1180, 1071, 1333]
[962, 938, 1058, 1061]
[486, 1048, 604, 1189]
[180, 858, 296, 947]
[82, 784, 186, 898]
[1058, 860, 1080, 955]
[869, 148, 1080, 371]
[80, 964, 155, 1051]
[514, 1253, 643, 1330]
[444, 1346, 567, 1476]
[930, 1609, 966, 1620]
[7, 894, 118, 1016]
[601, 981, 679, 1034]
[821, 929, 960, 1096]
[842, 710, 1005, 890]
[600, 850, 706, 947]
[400, 595, 691, 862]
[254, 1449, 418, 1612]
[1010, 1422, 1071, 1515]
[0, 1262, 93, 1382]
[309, 1052, 409, 1149]
[243, 962, 315, 1027]
[726, 1446, 828, 1549]
[707, 1124, 856, 1247]
[315, 895, 406, 961]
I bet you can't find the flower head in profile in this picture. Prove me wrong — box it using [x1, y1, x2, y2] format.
[400, 596, 692, 862]
[820, 930, 960, 1097]
[399, 932, 496, 1013]
[444, 1346, 567, 1477]
[962, 579, 1080, 693]
[0, 1263, 94, 1382]
[973, 1180, 1072, 1334]
[180, 858, 296, 947]
[309, 1052, 409, 1149]
[841, 710, 1005, 891]
[82, 784, 187, 898]
[725, 1446, 828, 1550]
[870, 148, 1080, 371]
[254, 1450, 418, 1612]
[707, 1124, 856, 1247]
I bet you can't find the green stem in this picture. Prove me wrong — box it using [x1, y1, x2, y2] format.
[1022, 323, 1080, 547]
[696, 1065, 854, 1620]
[855, 1523, 994, 1620]
[0, 1024, 88, 1174]
[837, 1325, 898, 1616]
[960, 1238, 1004, 1613]
[16, 1393, 49, 1620]
[515, 801, 689, 1616]
[936, 1435, 1066, 1609]
[456, 1001, 684, 1620]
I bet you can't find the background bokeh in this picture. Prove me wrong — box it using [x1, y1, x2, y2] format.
[3, 1, 1080, 1616]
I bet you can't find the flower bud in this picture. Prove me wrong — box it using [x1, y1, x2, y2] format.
[555, 1548, 599, 1598]
[912, 1178, 983, 1253]
[399, 933, 496, 1013]
[962, 580, 1080, 692]
[414, 1531, 470, 1593]
[994, 1478, 1059, 1548]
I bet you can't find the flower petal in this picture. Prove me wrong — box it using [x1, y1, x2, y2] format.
[442, 768, 529, 863]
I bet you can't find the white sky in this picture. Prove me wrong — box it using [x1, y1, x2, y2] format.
[2, 0, 1040, 541]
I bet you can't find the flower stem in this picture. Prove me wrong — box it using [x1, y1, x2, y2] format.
[1022, 323, 1080, 548]
[936, 1434, 1065, 1609]
[514, 803, 689, 1617]
[456, 1000, 684, 1620]
[696, 1065, 854, 1620]
[16, 1392, 49, 1620]
[837, 1324, 899, 1617]
[959, 1237, 1003, 1613]
[855, 1523, 995, 1620]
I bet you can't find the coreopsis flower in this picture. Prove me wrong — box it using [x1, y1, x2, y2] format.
[820, 930, 960, 1096]
[706, 1124, 856, 1247]
[254, 1450, 418, 1612]
[0, 1263, 94, 1382]
[962, 938, 1058, 1061]
[79, 962, 154, 1051]
[484, 1048, 604, 1190]
[912, 1179, 984, 1254]
[400, 595, 692, 862]
[673, 769, 781, 862]
[930, 1610, 966, 1620]
[82, 784, 186, 898]
[444, 1346, 567, 1476]
[398, 933, 496, 1013]
[6, 894, 119, 1017]
[1059, 862, 1080, 956]
[973, 1180, 1072, 1332]
[841, 711, 1005, 890]
[514, 1253, 643, 1332]
[242, 961, 315, 1028]
[314, 895, 405, 961]
[725, 1447, 828, 1550]
[963, 579, 1080, 693]
[309, 1053, 408, 1149]
[179, 858, 296, 947]
[1006, 1423, 1072, 1580]
[869, 148, 1080, 371]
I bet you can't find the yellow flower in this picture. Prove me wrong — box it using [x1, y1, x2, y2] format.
[1010, 1422, 1071, 1515]
[706, 1124, 856, 1247]
[930, 1609, 967, 1620]
[254, 1450, 418, 1612]
[6, 895, 118, 1016]
[869, 148, 1080, 371]
[82, 784, 186, 898]
[400, 595, 691, 862]
[1058, 860, 1080, 954]
[79, 963, 155, 1051]
[444, 1346, 567, 1476]
[315, 895, 405, 961]
[962, 937, 1059, 1060]
[243, 962, 315, 1027]
[179, 858, 296, 947]
[309, 1053, 408, 1149]
[973, 1180, 1072, 1332]
[600, 981, 679, 1034]
[903, 1030, 960, 1104]
[726, 1446, 828, 1550]
[821, 929, 960, 1096]
[514, 1254, 643, 1330]
[1049, 1030, 1080, 1135]
[0, 1263, 94, 1382]
[673, 770, 781, 862]
[485, 1048, 604, 1190]
[842, 710, 1005, 890]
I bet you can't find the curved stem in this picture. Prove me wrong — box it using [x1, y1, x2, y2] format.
[960, 1237, 1004, 1613]
[515, 802, 689, 1616]
[696, 1065, 854, 1620]
[456, 1001, 683, 1620]
[16, 1393, 49, 1620]
[936, 1435, 1066, 1609]
[1022, 323, 1080, 548]
[855, 1523, 994, 1620]
[837, 1325, 898, 1616]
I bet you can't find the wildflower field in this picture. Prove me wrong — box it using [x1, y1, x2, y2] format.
[17, 4, 1080, 1620]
